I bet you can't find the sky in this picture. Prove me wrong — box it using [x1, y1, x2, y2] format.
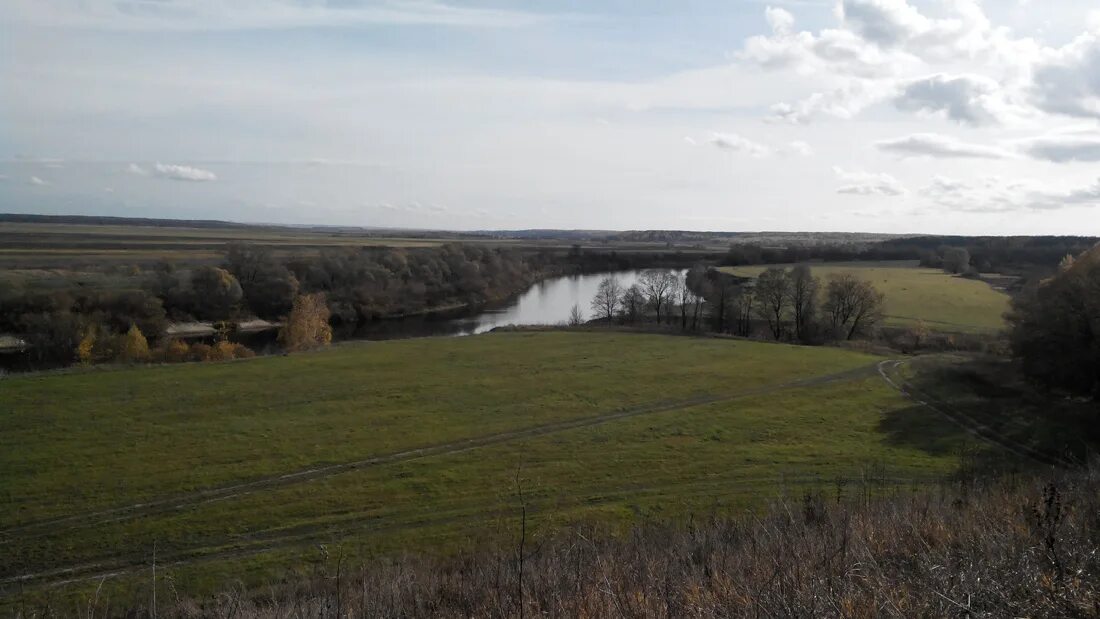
[2, 0, 1100, 234]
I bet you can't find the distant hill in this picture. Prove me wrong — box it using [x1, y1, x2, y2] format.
[0, 213, 255, 230]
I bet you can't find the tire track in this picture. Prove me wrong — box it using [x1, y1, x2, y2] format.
[1, 362, 881, 545]
[7, 470, 941, 590]
[875, 359, 1070, 468]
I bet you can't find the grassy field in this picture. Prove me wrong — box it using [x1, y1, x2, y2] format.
[721, 261, 1011, 333]
[0, 332, 994, 604]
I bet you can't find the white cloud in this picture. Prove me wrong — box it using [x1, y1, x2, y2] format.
[707, 132, 772, 157]
[921, 175, 1100, 212]
[767, 80, 892, 123]
[765, 6, 795, 36]
[127, 163, 148, 176]
[742, 0, 1051, 127]
[28, 176, 48, 186]
[786, 140, 814, 157]
[152, 163, 217, 182]
[834, 166, 906, 196]
[1017, 129, 1100, 162]
[838, 0, 927, 49]
[894, 74, 1007, 126]
[1031, 33, 1100, 119]
[876, 133, 1010, 159]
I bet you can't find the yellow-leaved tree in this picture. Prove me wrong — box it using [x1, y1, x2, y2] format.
[116, 324, 150, 363]
[76, 329, 97, 365]
[279, 293, 333, 352]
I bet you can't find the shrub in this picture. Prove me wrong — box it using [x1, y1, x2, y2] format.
[160, 339, 191, 363]
[188, 343, 214, 362]
[229, 343, 255, 359]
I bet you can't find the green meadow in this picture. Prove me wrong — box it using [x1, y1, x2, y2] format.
[0, 332, 984, 602]
[720, 261, 1011, 333]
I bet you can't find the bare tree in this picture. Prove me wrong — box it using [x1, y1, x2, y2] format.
[753, 267, 791, 340]
[668, 277, 685, 328]
[590, 276, 622, 324]
[706, 277, 734, 333]
[732, 287, 754, 337]
[568, 303, 585, 326]
[619, 284, 645, 324]
[675, 275, 702, 330]
[640, 270, 676, 324]
[788, 264, 819, 343]
[823, 274, 884, 340]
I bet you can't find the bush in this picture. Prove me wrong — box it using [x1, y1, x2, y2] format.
[188, 343, 214, 362]
[159, 339, 191, 363]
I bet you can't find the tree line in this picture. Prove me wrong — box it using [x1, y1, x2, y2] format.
[0, 244, 544, 367]
[583, 265, 884, 344]
[722, 236, 1097, 275]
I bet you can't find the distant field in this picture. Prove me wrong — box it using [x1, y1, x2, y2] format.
[0, 222, 448, 268]
[0, 332, 984, 603]
[0, 221, 720, 268]
[721, 261, 1011, 333]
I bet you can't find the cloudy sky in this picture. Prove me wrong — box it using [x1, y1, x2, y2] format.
[2, 0, 1099, 234]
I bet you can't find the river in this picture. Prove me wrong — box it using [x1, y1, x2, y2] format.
[326, 268, 685, 342]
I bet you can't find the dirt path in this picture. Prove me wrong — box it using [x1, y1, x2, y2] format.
[0, 362, 882, 547]
[8, 470, 942, 590]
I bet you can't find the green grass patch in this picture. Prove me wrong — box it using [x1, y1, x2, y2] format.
[720, 261, 1010, 332]
[0, 332, 990, 604]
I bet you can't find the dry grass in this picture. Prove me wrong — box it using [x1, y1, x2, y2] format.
[40, 464, 1099, 618]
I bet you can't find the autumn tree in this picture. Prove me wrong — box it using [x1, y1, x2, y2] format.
[754, 267, 791, 340]
[1008, 245, 1100, 397]
[116, 324, 150, 363]
[75, 326, 99, 365]
[279, 293, 333, 352]
[823, 274, 884, 340]
[590, 276, 622, 324]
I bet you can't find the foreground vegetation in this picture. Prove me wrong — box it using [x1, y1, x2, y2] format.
[1, 332, 985, 606]
[146, 465, 1099, 618]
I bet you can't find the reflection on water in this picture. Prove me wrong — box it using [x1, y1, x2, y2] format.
[453, 268, 683, 335]
[333, 268, 684, 341]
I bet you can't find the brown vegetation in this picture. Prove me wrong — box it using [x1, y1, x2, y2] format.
[108, 465, 1100, 618]
[279, 293, 334, 352]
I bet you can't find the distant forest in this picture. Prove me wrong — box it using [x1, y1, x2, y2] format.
[722, 235, 1098, 274]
